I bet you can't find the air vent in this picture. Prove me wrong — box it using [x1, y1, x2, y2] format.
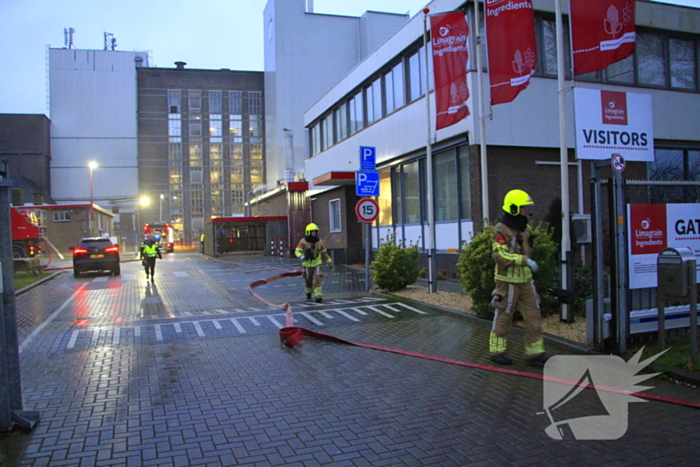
[572, 214, 592, 244]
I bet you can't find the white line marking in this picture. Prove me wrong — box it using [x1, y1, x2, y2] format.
[229, 318, 246, 333]
[193, 321, 205, 337]
[174, 323, 182, 333]
[319, 310, 333, 319]
[134, 326, 141, 337]
[384, 304, 402, 313]
[397, 303, 429, 315]
[367, 305, 395, 318]
[19, 283, 87, 354]
[266, 315, 283, 329]
[249, 317, 261, 326]
[212, 320, 222, 330]
[174, 271, 190, 277]
[351, 307, 368, 316]
[300, 312, 324, 326]
[112, 328, 120, 346]
[67, 331, 80, 349]
[337, 310, 360, 322]
[155, 324, 163, 341]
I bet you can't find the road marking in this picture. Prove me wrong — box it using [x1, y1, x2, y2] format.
[229, 318, 246, 333]
[193, 321, 205, 337]
[67, 331, 80, 349]
[266, 315, 283, 329]
[367, 305, 394, 318]
[155, 324, 163, 341]
[350, 307, 368, 316]
[397, 303, 429, 315]
[211, 319, 222, 330]
[112, 328, 120, 346]
[300, 312, 324, 326]
[249, 317, 261, 326]
[19, 283, 87, 354]
[174, 323, 182, 333]
[319, 310, 333, 319]
[337, 310, 360, 322]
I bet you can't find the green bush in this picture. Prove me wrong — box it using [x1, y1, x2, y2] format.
[371, 233, 420, 291]
[457, 221, 560, 319]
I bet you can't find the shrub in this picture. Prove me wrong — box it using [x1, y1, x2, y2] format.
[457, 221, 560, 319]
[371, 233, 420, 291]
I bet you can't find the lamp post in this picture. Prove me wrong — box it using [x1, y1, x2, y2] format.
[159, 194, 164, 223]
[88, 161, 98, 235]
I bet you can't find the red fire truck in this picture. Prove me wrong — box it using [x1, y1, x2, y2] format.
[11, 208, 43, 258]
[143, 223, 175, 253]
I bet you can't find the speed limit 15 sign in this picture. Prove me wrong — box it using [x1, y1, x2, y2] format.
[355, 198, 379, 223]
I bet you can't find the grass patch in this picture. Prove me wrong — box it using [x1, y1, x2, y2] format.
[13, 272, 52, 291]
[632, 336, 700, 373]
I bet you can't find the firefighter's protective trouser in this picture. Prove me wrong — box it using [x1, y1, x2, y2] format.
[303, 265, 324, 298]
[489, 279, 544, 356]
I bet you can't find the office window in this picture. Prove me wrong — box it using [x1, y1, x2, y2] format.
[211, 161, 222, 185]
[231, 164, 244, 183]
[249, 91, 262, 114]
[169, 143, 182, 160]
[189, 141, 202, 162]
[188, 90, 202, 111]
[322, 114, 333, 149]
[53, 211, 71, 222]
[171, 191, 183, 209]
[250, 165, 263, 184]
[169, 167, 182, 186]
[209, 90, 222, 113]
[249, 115, 262, 137]
[168, 89, 181, 113]
[210, 115, 222, 138]
[434, 149, 458, 222]
[168, 115, 181, 142]
[348, 92, 364, 135]
[211, 185, 224, 212]
[459, 146, 472, 219]
[637, 32, 667, 87]
[210, 143, 222, 160]
[231, 143, 243, 160]
[404, 160, 421, 224]
[366, 77, 382, 124]
[229, 91, 243, 114]
[191, 187, 203, 207]
[311, 124, 321, 155]
[378, 169, 393, 226]
[408, 46, 427, 101]
[251, 143, 263, 160]
[230, 115, 242, 141]
[334, 103, 347, 142]
[670, 38, 695, 89]
[606, 54, 634, 84]
[329, 199, 341, 233]
[231, 186, 244, 215]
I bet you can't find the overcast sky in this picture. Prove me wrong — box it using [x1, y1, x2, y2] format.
[1, 0, 699, 116]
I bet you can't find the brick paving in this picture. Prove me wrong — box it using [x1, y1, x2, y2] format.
[3, 252, 699, 466]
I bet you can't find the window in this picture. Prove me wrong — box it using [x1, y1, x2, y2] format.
[459, 146, 472, 219]
[189, 141, 202, 162]
[366, 77, 382, 124]
[404, 160, 421, 224]
[329, 199, 341, 232]
[169, 143, 182, 160]
[210, 143, 222, 160]
[191, 187, 203, 207]
[637, 32, 667, 87]
[169, 167, 183, 186]
[249, 115, 262, 138]
[334, 103, 347, 142]
[249, 91, 262, 114]
[348, 92, 364, 135]
[209, 90, 222, 113]
[670, 38, 695, 89]
[648, 148, 700, 203]
[53, 211, 70, 222]
[229, 91, 242, 114]
[188, 90, 202, 111]
[408, 47, 425, 101]
[168, 90, 181, 113]
[606, 54, 634, 84]
[190, 122, 202, 137]
[322, 114, 333, 149]
[378, 169, 393, 226]
[251, 143, 263, 160]
[311, 124, 321, 155]
[434, 149, 458, 222]
[231, 143, 243, 160]
[540, 18, 571, 78]
[168, 115, 181, 142]
[385, 62, 405, 116]
[230, 115, 242, 141]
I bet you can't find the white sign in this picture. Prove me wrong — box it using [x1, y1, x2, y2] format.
[355, 198, 379, 223]
[574, 88, 654, 162]
[627, 203, 700, 289]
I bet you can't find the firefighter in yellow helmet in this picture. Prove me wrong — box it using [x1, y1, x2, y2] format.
[489, 189, 550, 366]
[295, 223, 333, 302]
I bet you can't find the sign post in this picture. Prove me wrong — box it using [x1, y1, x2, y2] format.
[356, 198, 379, 293]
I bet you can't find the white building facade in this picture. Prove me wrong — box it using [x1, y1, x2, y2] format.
[302, 0, 700, 271]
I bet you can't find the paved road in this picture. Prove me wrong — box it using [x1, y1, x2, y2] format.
[5, 252, 700, 466]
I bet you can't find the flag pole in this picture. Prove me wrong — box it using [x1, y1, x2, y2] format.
[474, 0, 489, 226]
[556, 0, 572, 322]
[423, 8, 437, 294]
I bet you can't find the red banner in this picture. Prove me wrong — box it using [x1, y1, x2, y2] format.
[486, 0, 537, 106]
[430, 12, 470, 131]
[571, 0, 636, 76]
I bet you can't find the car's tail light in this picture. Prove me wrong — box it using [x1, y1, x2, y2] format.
[73, 248, 89, 255]
[105, 246, 119, 253]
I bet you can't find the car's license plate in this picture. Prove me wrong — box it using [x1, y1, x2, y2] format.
[91, 254, 104, 258]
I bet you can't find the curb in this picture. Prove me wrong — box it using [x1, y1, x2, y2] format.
[15, 271, 64, 296]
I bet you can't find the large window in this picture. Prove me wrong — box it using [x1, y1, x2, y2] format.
[637, 32, 667, 87]
[335, 103, 347, 142]
[648, 147, 700, 203]
[209, 90, 222, 113]
[349, 92, 364, 135]
[378, 169, 393, 226]
[669, 38, 695, 90]
[188, 90, 202, 112]
[366, 77, 382, 125]
[459, 146, 472, 219]
[404, 160, 421, 224]
[229, 91, 242, 114]
[434, 149, 458, 222]
[168, 89, 181, 113]
[249, 91, 263, 114]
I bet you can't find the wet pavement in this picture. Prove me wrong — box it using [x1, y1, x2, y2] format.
[2, 251, 699, 466]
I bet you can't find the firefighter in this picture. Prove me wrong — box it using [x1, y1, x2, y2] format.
[295, 223, 333, 302]
[489, 189, 550, 367]
[140, 234, 162, 283]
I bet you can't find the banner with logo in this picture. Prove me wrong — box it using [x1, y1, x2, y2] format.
[430, 12, 470, 130]
[628, 203, 700, 289]
[485, 0, 537, 105]
[571, 0, 636, 76]
[574, 88, 653, 161]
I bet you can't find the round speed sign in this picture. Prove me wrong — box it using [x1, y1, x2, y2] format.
[355, 198, 379, 223]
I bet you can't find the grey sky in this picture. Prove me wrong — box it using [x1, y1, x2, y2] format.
[1, 0, 698, 115]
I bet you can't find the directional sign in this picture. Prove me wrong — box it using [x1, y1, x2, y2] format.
[356, 171, 380, 197]
[360, 146, 376, 171]
[355, 198, 379, 223]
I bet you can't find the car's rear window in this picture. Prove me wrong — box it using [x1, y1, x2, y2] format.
[79, 239, 113, 247]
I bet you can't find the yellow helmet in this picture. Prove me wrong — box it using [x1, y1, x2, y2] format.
[305, 223, 320, 235]
[502, 189, 534, 216]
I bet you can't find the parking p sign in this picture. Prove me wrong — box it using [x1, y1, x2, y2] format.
[356, 171, 380, 197]
[360, 146, 376, 171]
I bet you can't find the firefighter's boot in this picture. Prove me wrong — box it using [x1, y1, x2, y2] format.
[527, 353, 551, 367]
[490, 353, 513, 365]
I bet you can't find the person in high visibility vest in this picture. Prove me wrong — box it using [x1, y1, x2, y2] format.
[489, 189, 550, 367]
[200, 233, 205, 254]
[295, 223, 333, 302]
[140, 235, 163, 283]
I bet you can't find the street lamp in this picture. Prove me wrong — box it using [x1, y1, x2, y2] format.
[88, 161, 98, 234]
[159, 194, 164, 223]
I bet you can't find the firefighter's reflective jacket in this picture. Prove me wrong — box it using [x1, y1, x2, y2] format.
[295, 238, 331, 268]
[491, 222, 533, 284]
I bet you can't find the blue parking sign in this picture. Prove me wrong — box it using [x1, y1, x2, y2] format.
[356, 171, 380, 197]
[360, 146, 376, 171]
